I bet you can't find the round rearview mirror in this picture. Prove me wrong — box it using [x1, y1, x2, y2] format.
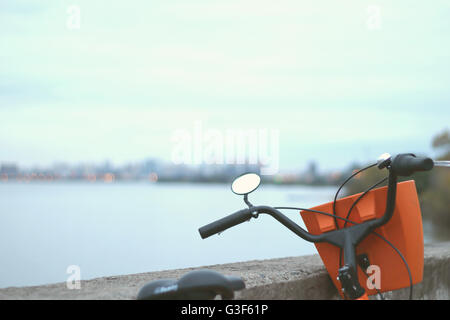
[231, 173, 261, 195]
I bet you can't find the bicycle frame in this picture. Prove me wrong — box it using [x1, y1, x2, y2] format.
[199, 153, 434, 300]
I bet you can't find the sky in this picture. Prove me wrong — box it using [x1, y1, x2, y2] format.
[1, 0, 449, 172]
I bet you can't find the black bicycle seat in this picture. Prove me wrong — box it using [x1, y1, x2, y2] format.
[136, 269, 245, 300]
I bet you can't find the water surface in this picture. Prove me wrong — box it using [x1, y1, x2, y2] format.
[0, 182, 335, 288]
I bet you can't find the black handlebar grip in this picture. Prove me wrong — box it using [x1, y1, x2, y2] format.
[198, 209, 253, 239]
[391, 153, 434, 176]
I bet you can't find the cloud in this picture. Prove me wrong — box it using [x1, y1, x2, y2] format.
[0, 1, 449, 168]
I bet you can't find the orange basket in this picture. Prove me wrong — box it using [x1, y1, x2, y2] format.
[300, 180, 424, 296]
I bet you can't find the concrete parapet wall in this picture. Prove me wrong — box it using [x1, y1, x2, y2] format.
[1, 242, 448, 300]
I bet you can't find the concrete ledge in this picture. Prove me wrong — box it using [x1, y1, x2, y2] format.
[1, 242, 449, 300]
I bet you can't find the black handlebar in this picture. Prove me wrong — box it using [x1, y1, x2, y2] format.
[199, 208, 253, 239]
[198, 205, 322, 242]
[198, 153, 435, 241]
[197, 152, 436, 300]
[391, 153, 434, 176]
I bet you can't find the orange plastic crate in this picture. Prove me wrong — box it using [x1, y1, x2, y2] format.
[300, 180, 424, 296]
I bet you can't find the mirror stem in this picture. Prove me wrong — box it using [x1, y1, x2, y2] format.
[243, 194, 253, 208]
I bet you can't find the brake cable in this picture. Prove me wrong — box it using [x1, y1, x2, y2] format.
[274, 205, 414, 300]
[329, 162, 412, 300]
[338, 176, 389, 300]
[332, 163, 378, 229]
[332, 163, 386, 299]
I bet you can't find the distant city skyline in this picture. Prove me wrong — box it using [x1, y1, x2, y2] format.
[0, 156, 340, 185]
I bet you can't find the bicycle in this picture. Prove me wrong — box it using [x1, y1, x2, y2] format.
[198, 153, 447, 300]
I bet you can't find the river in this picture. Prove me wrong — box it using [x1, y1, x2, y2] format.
[0, 182, 435, 288]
